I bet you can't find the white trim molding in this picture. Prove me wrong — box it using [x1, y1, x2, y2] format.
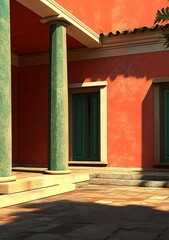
[68, 31, 168, 61]
[68, 81, 107, 89]
[154, 82, 161, 163]
[153, 78, 169, 164]
[16, 0, 100, 48]
[101, 31, 164, 47]
[68, 81, 107, 164]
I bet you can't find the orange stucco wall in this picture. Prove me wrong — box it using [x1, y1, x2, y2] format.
[68, 51, 169, 168]
[11, 0, 169, 168]
[16, 51, 169, 168]
[55, 0, 169, 33]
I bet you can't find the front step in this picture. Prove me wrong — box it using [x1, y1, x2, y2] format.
[0, 173, 90, 208]
[0, 173, 90, 195]
[90, 172, 169, 187]
[0, 175, 72, 194]
[0, 183, 76, 208]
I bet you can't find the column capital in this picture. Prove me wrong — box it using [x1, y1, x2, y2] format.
[40, 16, 70, 27]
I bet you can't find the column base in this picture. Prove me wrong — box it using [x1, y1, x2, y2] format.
[0, 175, 16, 183]
[44, 169, 71, 175]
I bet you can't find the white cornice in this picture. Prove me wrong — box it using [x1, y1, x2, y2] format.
[16, 0, 100, 48]
[68, 41, 167, 62]
[68, 31, 168, 61]
[101, 31, 163, 46]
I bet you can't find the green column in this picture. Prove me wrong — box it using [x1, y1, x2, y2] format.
[0, 1, 15, 182]
[47, 21, 70, 174]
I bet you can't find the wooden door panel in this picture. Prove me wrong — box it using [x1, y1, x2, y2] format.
[72, 92, 100, 161]
[73, 94, 88, 160]
[162, 89, 169, 162]
[90, 93, 100, 160]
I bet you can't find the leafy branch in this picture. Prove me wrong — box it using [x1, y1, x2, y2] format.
[154, 7, 169, 24]
[154, 6, 169, 48]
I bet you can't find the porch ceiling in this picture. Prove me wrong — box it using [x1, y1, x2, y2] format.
[10, 0, 85, 55]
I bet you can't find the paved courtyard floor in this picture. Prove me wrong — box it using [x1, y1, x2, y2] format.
[1, 184, 169, 240]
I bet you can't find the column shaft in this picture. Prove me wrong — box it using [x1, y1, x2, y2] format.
[48, 22, 69, 173]
[0, 0, 14, 180]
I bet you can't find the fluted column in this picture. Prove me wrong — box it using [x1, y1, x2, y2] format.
[0, 0, 15, 182]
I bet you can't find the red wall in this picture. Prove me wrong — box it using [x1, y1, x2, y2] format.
[18, 65, 49, 166]
[68, 51, 169, 168]
[16, 51, 169, 168]
[55, 0, 169, 33]
[11, 0, 169, 168]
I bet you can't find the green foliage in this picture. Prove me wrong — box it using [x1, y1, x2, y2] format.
[154, 7, 169, 24]
[154, 6, 169, 48]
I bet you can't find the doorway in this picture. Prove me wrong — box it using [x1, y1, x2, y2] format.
[72, 92, 100, 161]
[161, 87, 169, 162]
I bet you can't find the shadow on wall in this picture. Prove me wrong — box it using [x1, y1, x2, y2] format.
[1, 192, 169, 239]
[142, 84, 154, 169]
[68, 51, 169, 168]
[68, 51, 169, 83]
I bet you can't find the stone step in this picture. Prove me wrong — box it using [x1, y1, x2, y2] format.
[0, 173, 90, 195]
[0, 183, 76, 208]
[0, 172, 90, 208]
[91, 173, 169, 181]
[90, 178, 169, 187]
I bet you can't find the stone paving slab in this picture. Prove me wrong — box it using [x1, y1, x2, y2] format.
[1, 184, 169, 239]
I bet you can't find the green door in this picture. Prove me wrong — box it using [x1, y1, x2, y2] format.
[72, 92, 100, 161]
[162, 89, 169, 162]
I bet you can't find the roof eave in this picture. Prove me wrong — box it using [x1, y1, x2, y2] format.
[16, 0, 101, 48]
[100, 29, 166, 48]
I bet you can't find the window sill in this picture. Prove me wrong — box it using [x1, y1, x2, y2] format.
[68, 161, 107, 166]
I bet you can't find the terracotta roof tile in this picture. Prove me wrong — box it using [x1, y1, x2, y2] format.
[100, 24, 169, 37]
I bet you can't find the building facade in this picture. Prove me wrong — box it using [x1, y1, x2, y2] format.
[1, 0, 169, 182]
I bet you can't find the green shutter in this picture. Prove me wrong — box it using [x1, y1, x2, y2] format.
[73, 94, 88, 160]
[162, 89, 169, 162]
[72, 92, 100, 161]
[90, 93, 100, 160]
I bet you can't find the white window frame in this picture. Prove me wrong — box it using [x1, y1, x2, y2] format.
[68, 81, 107, 164]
